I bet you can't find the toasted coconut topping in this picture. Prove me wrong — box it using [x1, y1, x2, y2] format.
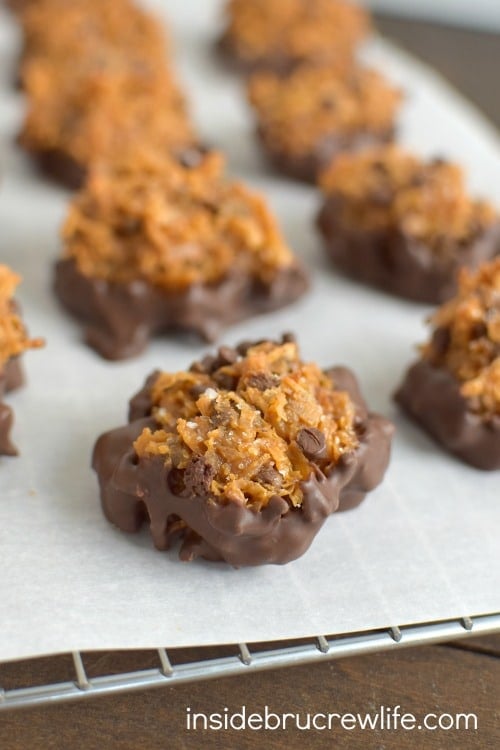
[320, 145, 496, 245]
[134, 338, 359, 509]
[249, 64, 401, 157]
[62, 151, 299, 291]
[423, 259, 500, 416]
[224, 0, 370, 67]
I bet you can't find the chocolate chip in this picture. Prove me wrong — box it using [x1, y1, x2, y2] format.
[184, 456, 215, 496]
[354, 419, 367, 438]
[471, 322, 488, 339]
[246, 372, 280, 391]
[190, 354, 217, 375]
[296, 427, 327, 460]
[236, 338, 267, 356]
[190, 383, 209, 400]
[254, 464, 282, 487]
[117, 217, 142, 236]
[217, 346, 238, 366]
[431, 327, 451, 356]
[371, 160, 388, 175]
[321, 97, 336, 110]
[409, 172, 427, 188]
[430, 157, 448, 168]
[281, 332, 296, 344]
[371, 184, 394, 206]
[213, 371, 238, 391]
[200, 199, 219, 214]
[236, 340, 254, 356]
[167, 467, 186, 496]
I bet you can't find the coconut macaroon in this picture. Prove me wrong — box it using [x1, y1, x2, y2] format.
[396, 259, 500, 470]
[16, 0, 197, 188]
[0, 265, 44, 456]
[219, 0, 371, 73]
[248, 63, 402, 182]
[92, 336, 394, 565]
[318, 145, 500, 303]
[54, 151, 309, 359]
[19, 0, 168, 62]
[19, 49, 196, 190]
[18, 0, 168, 72]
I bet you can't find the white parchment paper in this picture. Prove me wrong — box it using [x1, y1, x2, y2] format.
[0, 1, 498, 663]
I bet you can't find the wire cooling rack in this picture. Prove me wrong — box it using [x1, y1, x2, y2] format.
[1, 612, 498, 710]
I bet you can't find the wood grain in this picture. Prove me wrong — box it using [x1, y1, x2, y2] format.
[0, 638, 498, 749]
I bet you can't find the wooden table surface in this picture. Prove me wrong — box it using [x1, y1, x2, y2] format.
[1, 15, 499, 750]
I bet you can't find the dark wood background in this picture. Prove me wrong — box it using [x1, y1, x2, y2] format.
[1, 14, 499, 750]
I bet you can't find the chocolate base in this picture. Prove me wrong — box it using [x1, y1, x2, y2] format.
[396, 360, 500, 471]
[318, 195, 500, 304]
[0, 357, 25, 457]
[217, 34, 297, 76]
[54, 258, 309, 360]
[258, 128, 394, 184]
[25, 144, 212, 192]
[92, 365, 394, 566]
[31, 148, 89, 191]
[217, 34, 354, 78]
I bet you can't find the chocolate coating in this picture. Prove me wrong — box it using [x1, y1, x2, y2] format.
[31, 148, 88, 191]
[54, 258, 309, 360]
[318, 195, 500, 304]
[92, 365, 394, 566]
[259, 127, 394, 184]
[217, 33, 357, 79]
[28, 145, 212, 192]
[217, 34, 297, 76]
[0, 357, 25, 457]
[396, 360, 500, 471]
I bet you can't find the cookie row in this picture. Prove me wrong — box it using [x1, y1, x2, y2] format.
[3, 0, 392, 566]
[221, 0, 500, 470]
[2, 2, 497, 571]
[8, 0, 310, 351]
[3, 255, 498, 568]
[221, 0, 500, 304]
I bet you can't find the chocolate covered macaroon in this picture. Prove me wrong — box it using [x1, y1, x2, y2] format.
[93, 336, 394, 566]
[0, 266, 44, 456]
[18, 0, 167, 69]
[248, 64, 401, 183]
[396, 259, 500, 470]
[219, 0, 371, 74]
[15, 0, 197, 188]
[19, 49, 195, 189]
[318, 146, 500, 303]
[55, 151, 309, 359]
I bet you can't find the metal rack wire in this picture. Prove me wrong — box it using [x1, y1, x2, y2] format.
[1, 612, 498, 710]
